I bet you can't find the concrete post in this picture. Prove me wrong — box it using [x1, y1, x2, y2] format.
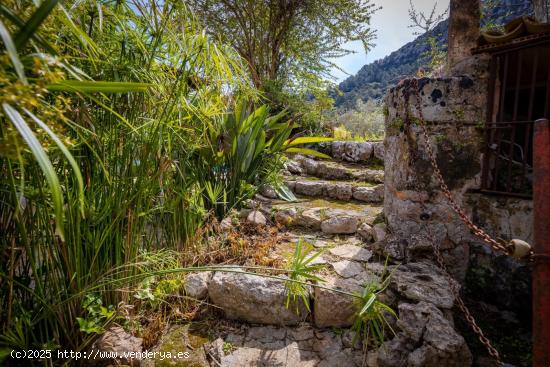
[447, 0, 481, 68]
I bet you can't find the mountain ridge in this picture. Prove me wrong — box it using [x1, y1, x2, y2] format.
[334, 0, 534, 110]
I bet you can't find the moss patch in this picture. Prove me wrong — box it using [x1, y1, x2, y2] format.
[435, 139, 480, 190]
[153, 324, 210, 367]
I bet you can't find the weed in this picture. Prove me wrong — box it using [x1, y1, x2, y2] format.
[351, 260, 398, 349]
[284, 239, 325, 313]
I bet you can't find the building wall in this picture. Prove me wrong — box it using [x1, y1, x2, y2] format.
[382, 55, 533, 284]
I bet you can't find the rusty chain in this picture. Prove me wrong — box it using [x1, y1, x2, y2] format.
[404, 78, 508, 366]
[408, 78, 532, 258]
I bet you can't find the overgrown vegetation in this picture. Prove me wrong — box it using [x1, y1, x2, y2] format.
[0, 0, 323, 361]
[284, 239, 325, 313]
[187, 0, 379, 135]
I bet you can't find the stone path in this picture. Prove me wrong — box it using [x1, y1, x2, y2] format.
[106, 141, 473, 367]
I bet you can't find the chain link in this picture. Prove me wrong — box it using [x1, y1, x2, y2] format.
[404, 78, 507, 366]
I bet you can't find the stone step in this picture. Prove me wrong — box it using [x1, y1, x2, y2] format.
[134, 229, 471, 367]
[204, 323, 366, 367]
[284, 177, 384, 203]
[328, 140, 384, 163]
[286, 154, 384, 183]
[157, 261, 470, 367]
[271, 197, 383, 235]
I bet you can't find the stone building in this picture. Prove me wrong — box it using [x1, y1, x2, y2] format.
[382, 20, 550, 352]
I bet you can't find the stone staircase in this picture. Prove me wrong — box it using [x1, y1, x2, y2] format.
[125, 142, 472, 367]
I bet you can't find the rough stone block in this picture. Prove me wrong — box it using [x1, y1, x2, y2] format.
[295, 180, 327, 197]
[184, 272, 211, 299]
[325, 182, 353, 201]
[321, 216, 358, 234]
[314, 276, 361, 328]
[208, 271, 309, 325]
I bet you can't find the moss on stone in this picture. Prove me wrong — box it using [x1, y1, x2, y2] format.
[153, 324, 210, 367]
[435, 139, 480, 190]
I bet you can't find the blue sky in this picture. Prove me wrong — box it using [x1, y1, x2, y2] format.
[330, 0, 449, 82]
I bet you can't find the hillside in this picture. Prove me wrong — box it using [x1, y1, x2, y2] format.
[335, 0, 534, 110]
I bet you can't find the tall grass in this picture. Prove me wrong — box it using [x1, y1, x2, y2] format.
[0, 0, 255, 359]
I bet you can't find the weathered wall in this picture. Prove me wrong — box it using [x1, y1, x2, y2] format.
[382, 55, 533, 283]
[381, 53, 534, 367]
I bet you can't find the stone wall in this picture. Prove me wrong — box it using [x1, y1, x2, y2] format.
[382, 55, 533, 283]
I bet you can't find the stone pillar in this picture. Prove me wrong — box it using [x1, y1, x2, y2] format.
[447, 0, 480, 68]
[384, 75, 486, 280]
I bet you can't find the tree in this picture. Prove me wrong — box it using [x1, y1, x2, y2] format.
[408, 1, 448, 74]
[447, 0, 480, 68]
[187, 0, 378, 91]
[408, 0, 448, 35]
[533, 0, 548, 22]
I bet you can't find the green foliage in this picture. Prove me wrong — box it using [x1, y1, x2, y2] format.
[351, 261, 397, 349]
[187, 0, 378, 90]
[284, 239, 325, 313]
[187, 0, 378, 135]
[264, 77, 337, 136]
[424, 36, 447, 73]
[331, 99, 385, 140]
[186, 100, 329, 218]
[0, 0, 253, 358]
[76, 295, 115, 335]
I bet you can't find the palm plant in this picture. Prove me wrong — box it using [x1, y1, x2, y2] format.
[284, 239, 325, 313]
[187, 100, 333, 218]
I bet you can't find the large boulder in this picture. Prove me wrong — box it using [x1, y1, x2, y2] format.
[390, 262, 457, 309]
[378, 301, 472, 367]
[208, 270, 309, 325]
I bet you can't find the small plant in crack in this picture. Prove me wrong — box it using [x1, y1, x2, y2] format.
[351, 259, 398, 350]
[223, 341, 234, 355]
[285, 239, 325, 314]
